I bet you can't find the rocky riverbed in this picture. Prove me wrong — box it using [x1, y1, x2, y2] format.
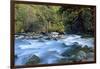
[15, 34, 94, 65]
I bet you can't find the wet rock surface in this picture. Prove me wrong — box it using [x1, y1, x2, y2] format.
[25, 55, 40, 65]
[61, 42, 82, 57]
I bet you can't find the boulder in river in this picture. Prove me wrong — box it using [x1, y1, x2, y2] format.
[61, 42, 82, 57]
[58, 57, 69, 63]
[25, 55, 40, 65]
[71, 42, 82, 50]
[38, 38, 45, 42]
[81, 45, 94, 53]
[76, 50, 87, 61]
[68, 50, 87, 62]
[81, 45, 89, 53]
[61, 43, 69, 47]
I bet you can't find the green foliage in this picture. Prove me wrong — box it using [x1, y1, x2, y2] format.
[82, 8, 93, 33]
[15, 4, 94, 36]
[15, 4, 64, 33]
[59, 7, 94, 35]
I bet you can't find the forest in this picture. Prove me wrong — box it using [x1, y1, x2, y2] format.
[15, 4, 95, 37]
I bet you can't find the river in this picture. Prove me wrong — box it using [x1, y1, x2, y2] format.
[15, 34, 94, 65]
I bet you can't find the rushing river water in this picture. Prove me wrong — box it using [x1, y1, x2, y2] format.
[15, 34, 94, 65]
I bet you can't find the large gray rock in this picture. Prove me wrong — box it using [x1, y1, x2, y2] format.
[81, 45, 94, 53]
[61, 42, 82, 57]
[76, 50, 87, 60]
[25, 55, 40, 65]
[38, 38, 45, 42]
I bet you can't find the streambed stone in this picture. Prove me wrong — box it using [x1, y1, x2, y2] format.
[68, 50, 87, 62]
[61, 42, 82, 57]
[25, 55, 40, 65]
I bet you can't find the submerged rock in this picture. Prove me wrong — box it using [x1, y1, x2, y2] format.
[25, 55, 40, 65]
[71, 42, 81, 47]
[38, 38, 45, 42]
[61, 43, 69, 47]
[61, 42, 88, 62]
[72, 42, 79, 46]
[81, 45, 94, 53]
[81, 45, 89, 53]
[68, 50, 87, 62]
[76, 50, 87, 60]
[43, 37, 51, 40]
[58, 57, 69, 63]
[61, 42, 82, 57]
